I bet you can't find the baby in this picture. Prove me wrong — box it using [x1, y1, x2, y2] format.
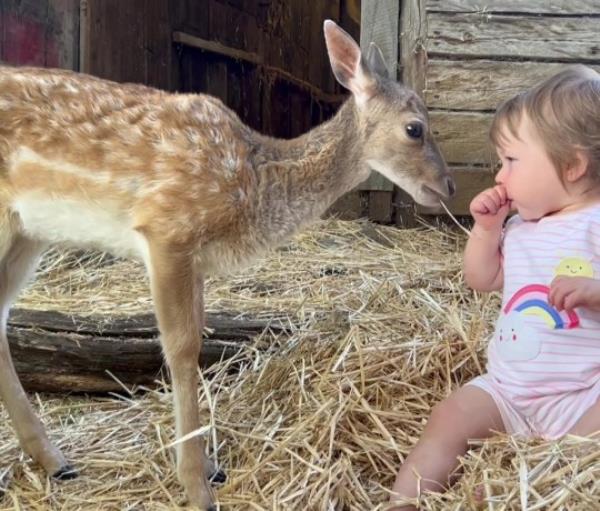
[389, 65, 600, 510]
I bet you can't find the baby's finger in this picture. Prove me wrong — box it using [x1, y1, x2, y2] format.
[562, 290, 580, 311]
[488, 187, 504, 206]
[548, 280, 564, 308]
[482, 194, 501, 214]
[494, 185, 508, 204]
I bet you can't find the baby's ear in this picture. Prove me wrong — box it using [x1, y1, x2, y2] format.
[565, 151, 589, 183]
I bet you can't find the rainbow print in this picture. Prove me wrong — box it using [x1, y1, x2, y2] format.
[503, 284, 580, 329]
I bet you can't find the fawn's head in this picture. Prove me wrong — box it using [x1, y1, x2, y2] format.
[324, 20, 454, 207]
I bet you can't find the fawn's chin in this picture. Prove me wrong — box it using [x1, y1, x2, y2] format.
[413, 189, 445, 208]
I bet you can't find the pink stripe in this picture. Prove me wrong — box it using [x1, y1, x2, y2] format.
[508, 369, 591, 375]
[519, 360, 597, 365]
[542, 340, 600, 348]
[504, 284, 549, 312]
[542, 351, 600, 356]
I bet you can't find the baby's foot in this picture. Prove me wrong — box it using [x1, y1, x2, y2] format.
[471, 484, 486, 508]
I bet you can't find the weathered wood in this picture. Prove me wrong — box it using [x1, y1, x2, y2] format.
[0, 0, 79, 70]
[427, 13, 600, 63]
[418, 166, 496, 216]
[430, 110, 496, 166]
[360, 0, 400, 77]
[427, 0, 600, 15]
[173, 31, 345, 105]
[357, 0, 398, 193]
[8, 309, 288, 393]
[394, 0, 428, 225]
[400, 0, 428, 95]
[425, 59, 600, 111]
[368, 191, 394, 224]
[327, 191, 365, 220]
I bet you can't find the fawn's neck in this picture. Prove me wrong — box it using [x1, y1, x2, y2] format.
[249, 100, 368, 244]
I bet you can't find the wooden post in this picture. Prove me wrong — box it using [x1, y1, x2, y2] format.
[394, 0, 428, 227]
[358, 0, 399, 223]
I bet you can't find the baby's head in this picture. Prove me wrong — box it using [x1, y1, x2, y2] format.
[489, 65, 600, 219]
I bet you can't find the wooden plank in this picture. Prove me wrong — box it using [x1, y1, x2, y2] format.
[368, 191, 393, 223]
[427, 13, 600, 62]
[0, 0, 48, 66]
[393, 0, 428, 224]
[173, 31, 345, 104]
[49, 0, 79, 70]
[341, 0, 361, 40]
[427, 0, 600, 15]
[360, 0, 400, 78]
[358, 0, 399, 192]
[400, 0, 427, 94]
[327, 191, 366, 220]
[418, 166, 496, 216]
[431, 110, 496, 166]
[84, 0, 144, 83]
[425, 59, 600, 111]
[309, 0, 339, 94]
[79, 0, 88, 71]
[143, 0, 175, 91]
[0, 0, 79, 70]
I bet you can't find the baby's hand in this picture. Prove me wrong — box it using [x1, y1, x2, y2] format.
[469, 185, 511, 232]
[549, 276, 600, 312]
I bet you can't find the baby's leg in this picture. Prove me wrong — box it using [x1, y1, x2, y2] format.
[389, 385, 504, 511]
[568, 397, 600, 436]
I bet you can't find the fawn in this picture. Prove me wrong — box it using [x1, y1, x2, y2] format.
[0, 20, 453, 509]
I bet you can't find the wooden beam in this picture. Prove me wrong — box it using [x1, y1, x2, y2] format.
[427, 0, 600, 15]
[360, 0, 400, 78]
[173, 31, 346, 105]
[427, 13, 600, 63]
[357, 1, 397, 194]
[394, 0, 428, 225]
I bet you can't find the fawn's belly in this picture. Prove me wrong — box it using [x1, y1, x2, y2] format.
[12, 195, 149, 262]
[6, 146, 150, 263]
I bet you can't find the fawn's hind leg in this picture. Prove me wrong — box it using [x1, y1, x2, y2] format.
[0, 233, 74, 478]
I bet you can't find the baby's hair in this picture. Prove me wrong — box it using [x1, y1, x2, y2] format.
[490, 65, 600, 183]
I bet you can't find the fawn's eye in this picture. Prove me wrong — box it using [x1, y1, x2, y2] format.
[405, 122, 423, 140]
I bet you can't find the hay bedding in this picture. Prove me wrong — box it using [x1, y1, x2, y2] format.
[0, 218, 597, 510]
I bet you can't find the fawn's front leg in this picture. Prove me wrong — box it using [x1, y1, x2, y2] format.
[0, 235, 74, 478]
[146, 240, 215, 510]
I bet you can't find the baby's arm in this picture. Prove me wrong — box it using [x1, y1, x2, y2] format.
[463, 185, 511, 291]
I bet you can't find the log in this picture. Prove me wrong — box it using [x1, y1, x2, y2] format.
[7, 308, 288, 393]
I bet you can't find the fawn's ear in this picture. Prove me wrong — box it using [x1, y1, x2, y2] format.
[366, 42, 389, 79]
[323, 19, 377, 105]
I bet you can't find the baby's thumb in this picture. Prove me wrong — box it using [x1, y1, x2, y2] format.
[498, 201, 511, 219]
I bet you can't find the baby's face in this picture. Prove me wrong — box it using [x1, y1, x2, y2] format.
[494, 116, 569, 220]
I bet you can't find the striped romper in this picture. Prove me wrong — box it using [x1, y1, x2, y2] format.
[469, 205, 600, 439]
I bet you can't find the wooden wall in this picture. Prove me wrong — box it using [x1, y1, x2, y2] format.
[0, 0, 79, 70]
[81, 1, 359, 136]
[400, 0, 600, 215]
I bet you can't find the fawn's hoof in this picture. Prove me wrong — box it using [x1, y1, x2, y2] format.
[209, 468, 227, 484]
[52, 464, 78, 480]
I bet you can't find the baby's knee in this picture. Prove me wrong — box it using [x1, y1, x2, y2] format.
[429, 397, 461, 426]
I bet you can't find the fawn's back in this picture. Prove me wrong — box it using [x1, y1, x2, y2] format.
[0, 66, 258, 266]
